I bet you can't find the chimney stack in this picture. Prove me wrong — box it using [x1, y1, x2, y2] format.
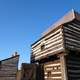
[12, 51, 18, 57]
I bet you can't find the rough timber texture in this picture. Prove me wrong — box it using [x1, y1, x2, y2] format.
[66, 51, 80, 80]
[63, 20, 80, 51]
[31, 10, 80, 62]
[21, 63, 41, 80]
[0, 55, 19, 80]
[44, 59, 62, 80]
[31, 26, 64, 61]
[31, 10, 80, 80]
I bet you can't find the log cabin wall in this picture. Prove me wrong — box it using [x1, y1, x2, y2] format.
[0, 55, 19, 80]
[42, 53, 68, 80]
[31, 25, 65, 62]
[21, 63, 42, 80]
[44, 58, 62, 80]
[66, 51, 80, 80]
[31, 24, 66, 80]
[63, 20, 80, 51]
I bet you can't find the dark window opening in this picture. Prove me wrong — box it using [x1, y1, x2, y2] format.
[41, 44, 45, 51]
[47, 71, 51, 77]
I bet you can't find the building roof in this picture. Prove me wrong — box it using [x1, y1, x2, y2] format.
[0, 54, 19, 62]
[42, 9, 80, 36]
[32, 9, 80, 46]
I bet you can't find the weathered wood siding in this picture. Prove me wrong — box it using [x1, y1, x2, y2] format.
[66, 52, 80, 80]
[31, 27, 64, 61]
[63, 20, 80, 51]
[21, 63, 41, 80]
[44, 59, 62, 80]
[0, 55, 19, 80]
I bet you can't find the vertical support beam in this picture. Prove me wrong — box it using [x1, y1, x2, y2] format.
[60, 54, 68, 80]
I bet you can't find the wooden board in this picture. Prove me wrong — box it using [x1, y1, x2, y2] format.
[0, 55, 19, 80]
[21, 63, 42, 80]
[43, 59, 62, 80]
[66, 52, 80, 80]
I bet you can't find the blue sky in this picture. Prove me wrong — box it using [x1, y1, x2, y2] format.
[0, 0, 80, 67]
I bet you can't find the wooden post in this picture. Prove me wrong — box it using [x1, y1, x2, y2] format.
[60, 54, 68, 80]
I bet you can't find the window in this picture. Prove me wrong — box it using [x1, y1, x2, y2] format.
[54, 66, 57, 70]
[58, 66, 61, 70]
[41, 44, 45, 51]
[47, 71, 51, 77]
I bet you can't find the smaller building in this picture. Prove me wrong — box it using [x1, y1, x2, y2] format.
[20, 63, 41, 80]
[0, 52, 19, 80]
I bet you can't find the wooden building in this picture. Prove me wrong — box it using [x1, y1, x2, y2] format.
[0, 52, 19, 80]
[31, 10, 80, 80]
[20, 63, 40, 80]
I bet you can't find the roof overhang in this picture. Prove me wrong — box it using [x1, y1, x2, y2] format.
[42, 9, 80, 37]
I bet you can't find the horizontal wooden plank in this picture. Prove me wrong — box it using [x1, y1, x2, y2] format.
[64, 33, 80, 42]
[32, 28, 62, 48]
[34, 47, 64, 60]
[64, 26, 80, 35]
[44, 76, 62, 79]
[32, 33, 63, 55]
